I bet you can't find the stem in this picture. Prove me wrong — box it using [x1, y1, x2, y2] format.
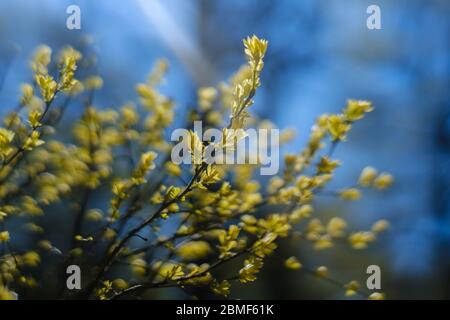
[80, 165, 205, 299]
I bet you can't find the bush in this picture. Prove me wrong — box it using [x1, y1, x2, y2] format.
[0, 35, 392, 300]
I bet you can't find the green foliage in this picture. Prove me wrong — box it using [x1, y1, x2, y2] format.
[0, 36, 392, 300]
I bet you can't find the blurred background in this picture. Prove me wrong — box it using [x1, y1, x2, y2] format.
[0, 0, 449, 299]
